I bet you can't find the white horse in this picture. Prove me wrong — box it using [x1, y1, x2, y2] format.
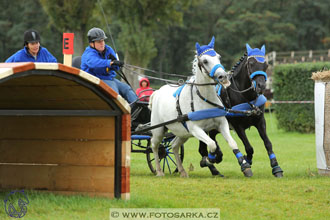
[149, 37, 252, 177]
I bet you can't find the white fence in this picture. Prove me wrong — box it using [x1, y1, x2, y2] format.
[266, 49, 330, 65]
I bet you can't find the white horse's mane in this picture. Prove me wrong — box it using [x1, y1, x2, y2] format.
[192, 54, 198, 75]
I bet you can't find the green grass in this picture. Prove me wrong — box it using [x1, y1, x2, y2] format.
[0, 113, 329, 220]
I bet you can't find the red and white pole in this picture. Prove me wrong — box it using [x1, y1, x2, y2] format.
[63, 33, 74, 66]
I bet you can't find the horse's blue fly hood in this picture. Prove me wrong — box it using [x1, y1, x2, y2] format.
[246, 43, 265, 63]
[196, 36, 217, 57]
[195, 36, 225, 79]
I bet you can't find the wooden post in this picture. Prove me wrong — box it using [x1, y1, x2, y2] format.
[272, 51, 276, 65]
[63, 33, 74, 66]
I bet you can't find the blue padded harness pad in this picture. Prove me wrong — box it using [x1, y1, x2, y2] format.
[188, 108, 227, 121]
[226, 95, 267, 117]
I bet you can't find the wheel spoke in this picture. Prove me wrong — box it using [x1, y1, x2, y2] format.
[162, 158, 166, 172]
[166, 154, 177, 166]
[165, 157, 172, 174]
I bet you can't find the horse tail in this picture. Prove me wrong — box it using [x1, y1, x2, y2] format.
[148, 91, 156, 110]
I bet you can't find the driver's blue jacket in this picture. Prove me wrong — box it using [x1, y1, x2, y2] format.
[81, 45, 119, 80]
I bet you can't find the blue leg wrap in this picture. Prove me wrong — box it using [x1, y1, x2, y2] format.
[235, 152, 243, 159]
[208, 153, 216, 160]
[269, 153, 276, 160]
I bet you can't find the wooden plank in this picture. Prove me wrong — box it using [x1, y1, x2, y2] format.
[0, 164, 115, 193]
[121, 140, 131, 167]
[0, 62, 35, 73]
[0, 68, 13, 80]
[0, 75, 112, 110]
[114, 96, 130, 114]
[58, 64, 80, 75]
[0, 189, 114, 198]
[34, 63, 58, 70]
[121, 192, 130, 200]
[37, 190, 114, 198]
[0, 90, 112, 110]
[0, 100, 111, 110]
[0, 85, 107, 100]
[121, 114, 131, 141]
[0, 140, 115, 166]
[121, 167, 130, 194]
[0, 74, 77, 86]
[0, 116, 115, 140]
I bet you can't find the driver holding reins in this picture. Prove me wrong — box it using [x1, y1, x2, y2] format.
[81, 27, 137, 104]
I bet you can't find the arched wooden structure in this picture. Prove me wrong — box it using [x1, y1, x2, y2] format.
[0, 62, 131, 199]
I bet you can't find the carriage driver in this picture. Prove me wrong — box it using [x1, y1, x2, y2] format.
[81, 27, 137, 104]
[5, 29, 57, 63]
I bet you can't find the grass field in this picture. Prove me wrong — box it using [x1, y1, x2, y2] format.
[0, 113, 329, 220]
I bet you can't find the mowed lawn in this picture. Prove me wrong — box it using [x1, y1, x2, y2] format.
[0, 113, 329, 220]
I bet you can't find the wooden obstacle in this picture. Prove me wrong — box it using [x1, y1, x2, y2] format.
[312, 70, 330, 176]
[0, 62, 131, 199]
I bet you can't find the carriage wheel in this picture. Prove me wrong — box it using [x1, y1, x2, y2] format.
[146, 134, 184, 174]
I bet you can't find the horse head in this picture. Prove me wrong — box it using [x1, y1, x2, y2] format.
[195, 36, 230, 87]
[245, 43, 268, 94]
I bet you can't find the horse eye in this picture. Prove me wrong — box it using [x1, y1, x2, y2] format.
[203, 59, 208, 64]
[249, 59, 255, 65]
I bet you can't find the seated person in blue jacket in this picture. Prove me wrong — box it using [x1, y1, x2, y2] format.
[81, 27, 137, 104]
[6, 29, 57, 63]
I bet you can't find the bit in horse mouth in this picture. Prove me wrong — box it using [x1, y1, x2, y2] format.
[220, 77, 231, 88]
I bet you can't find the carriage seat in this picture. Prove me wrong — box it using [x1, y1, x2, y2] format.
[72, 56, 82, 69]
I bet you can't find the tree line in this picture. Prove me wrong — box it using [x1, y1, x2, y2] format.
[0, 0, 329, 88]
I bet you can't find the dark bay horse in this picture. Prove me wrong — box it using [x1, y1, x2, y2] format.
[199, 44, 284, 177]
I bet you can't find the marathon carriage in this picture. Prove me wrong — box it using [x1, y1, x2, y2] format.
[130, 96, 184, 175]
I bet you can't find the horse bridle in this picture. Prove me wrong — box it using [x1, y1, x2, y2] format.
[229, 56, 267, 94]
[223, 55, 268, 115]
[196, 55, 226, 85]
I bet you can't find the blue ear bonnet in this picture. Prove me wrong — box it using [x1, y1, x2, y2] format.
[246, 44, 265, 63]
[196, 36, 217, 57]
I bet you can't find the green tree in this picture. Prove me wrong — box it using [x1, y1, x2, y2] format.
[0, 0, 62, 62]
[39, 0, 96, 57]
[290, 0, 330, 50]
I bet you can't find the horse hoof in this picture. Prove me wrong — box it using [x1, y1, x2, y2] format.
[243, 168, 253, 177]
[156, 171, 165, 177]
[212, 172, 225, 177]
[274, 172, 283, 178]
[272, 166, 284, 177]
[180, 171, 189, 178]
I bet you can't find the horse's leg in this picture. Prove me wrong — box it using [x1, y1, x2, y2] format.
[218, 119, 252, 177]
[256, 116, 283, 177]
[232, 124, 254, 165]
[198, 130, 224, 177]
[151, 127, 165, 177]
[171, 137, 188, 177]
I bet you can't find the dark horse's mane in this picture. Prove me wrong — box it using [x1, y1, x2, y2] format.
[230, 51, 248, 77]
